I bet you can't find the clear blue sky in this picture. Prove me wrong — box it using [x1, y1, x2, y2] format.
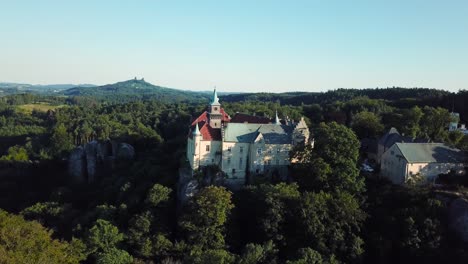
[1, 0, 467, 92]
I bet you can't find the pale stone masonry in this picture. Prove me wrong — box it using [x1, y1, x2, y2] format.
[381, 142, 466, 184]
[186, 89, 310, 185]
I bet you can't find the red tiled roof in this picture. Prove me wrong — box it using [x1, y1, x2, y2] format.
[200, 122, 222, 141]
[230, 113, 272, 124]
[190, 109, 231, 126]
[220, 108, 231, 122]
[191, 111, 209, 126]
[189, 121, 222, 141]
[188, 108, 231, 141]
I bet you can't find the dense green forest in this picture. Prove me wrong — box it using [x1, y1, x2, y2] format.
[0, 83, 467, 263]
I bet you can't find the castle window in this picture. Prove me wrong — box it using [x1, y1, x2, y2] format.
[228, 146, 232, 152]
[266, 160, 271, 165]
[277, 148, 280, 153]
[257, 148, 262, 155]
[206, 145, 210, 152]
[214, 107, 218, 111]
[227, 157, 231, 164]
[239, 158, 243, 168]
[232, 169, 236, 174]
[240, 146, 243, 153]
[268, 149, 272, 154]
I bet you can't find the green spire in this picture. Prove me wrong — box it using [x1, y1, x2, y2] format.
[211, 88, 220, 105]
[275, 110, 280, 125]
[193, 122, 201, 136]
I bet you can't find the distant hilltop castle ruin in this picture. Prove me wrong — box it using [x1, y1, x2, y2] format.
[186, 89, 310, 185]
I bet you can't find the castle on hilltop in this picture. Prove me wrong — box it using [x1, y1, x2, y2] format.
[186, 89, 310, 185]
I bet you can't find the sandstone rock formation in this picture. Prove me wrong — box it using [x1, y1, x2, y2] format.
[68, 140, 135, 183]
[68, 146, 86, 184]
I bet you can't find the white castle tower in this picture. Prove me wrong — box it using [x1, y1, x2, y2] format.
[191, 122, 202, 169]
[208, 88, 222, 128]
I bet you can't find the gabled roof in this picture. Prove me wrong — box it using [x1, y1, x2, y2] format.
[379, 127, 412, 148]
[191, 111, 209, 126]
[395, 143, 466, 163]
[190, 109, 230, 126]
[189, 109, 230, 141]
[223, 123, 259, 143]
[224, 123, 293, 144]
[189, 120, 222, 141]
[199, 122, 222, 141]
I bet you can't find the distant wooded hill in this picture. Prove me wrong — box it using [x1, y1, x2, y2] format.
[2, 80, 467, 118]
[221, 88, 453, 105]
[0, 82, 95, 95]
[60, 79, 210, 103]
[221, 88, 468, 123]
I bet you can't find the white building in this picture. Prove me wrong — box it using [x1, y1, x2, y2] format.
[381, 142, 466, 184]
[449, 112, 468, 135]
[186, 89, 310, 185]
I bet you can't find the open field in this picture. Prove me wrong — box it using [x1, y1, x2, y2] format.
[16, 103, 65, 113]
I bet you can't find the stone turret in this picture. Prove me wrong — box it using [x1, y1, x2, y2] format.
[208, 88, 223, 128]
[192, 122, 202, 169]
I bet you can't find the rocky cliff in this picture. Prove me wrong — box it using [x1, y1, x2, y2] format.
[68, 140, 135, 183]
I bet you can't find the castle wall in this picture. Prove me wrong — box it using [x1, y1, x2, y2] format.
[248, 142, 292, 175]
[249, 139, 265, 174]
[187, 137, 194, 168]
[381, 144, 466, 185]
[221, 142, 249, 181]
[380, 144, 407, 184]
[186, 94, 310, 187]
[198, 140, 222, 167]
[188, 137, 221, 169]
[406, 162, 465, 183]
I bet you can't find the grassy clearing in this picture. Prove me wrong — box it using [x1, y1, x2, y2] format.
[17, 103, 65, 113]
